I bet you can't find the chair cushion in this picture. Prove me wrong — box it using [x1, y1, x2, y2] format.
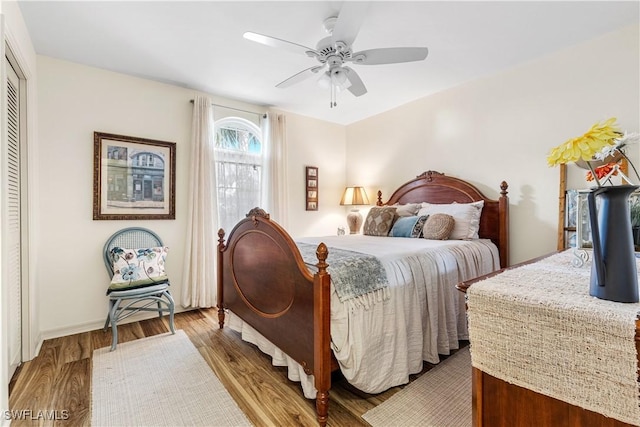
[108, 246, 169, 294]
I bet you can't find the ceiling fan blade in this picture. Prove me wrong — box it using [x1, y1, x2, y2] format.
[331, 2, 371, 48]
[276, 65, 326, 88]
[351, 47, 429, 65]
[343, 67, 367, 97]
[243, 32, 318, 57]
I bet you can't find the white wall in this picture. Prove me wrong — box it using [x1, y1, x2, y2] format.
[346, 25, 640, 265]
[279, 110, 347, 237]
[35, 56, 346, 341]
[36, 56, 194, 338]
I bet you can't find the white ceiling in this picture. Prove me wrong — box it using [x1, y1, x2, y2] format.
[17, 1, 640, 125]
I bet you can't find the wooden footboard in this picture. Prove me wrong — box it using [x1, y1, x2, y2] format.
[217, 171, 510, 426]
[217, 208, 332, 426]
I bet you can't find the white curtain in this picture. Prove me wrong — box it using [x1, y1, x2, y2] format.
[262, 112, 289, 227]
[181, 95, 218, 308]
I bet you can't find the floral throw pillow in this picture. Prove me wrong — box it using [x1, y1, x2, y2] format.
[108, 246, 169, 294]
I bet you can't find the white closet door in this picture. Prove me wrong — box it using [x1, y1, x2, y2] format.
[6, 57, 22, 376]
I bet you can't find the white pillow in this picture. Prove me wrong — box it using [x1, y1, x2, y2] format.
[392, 203, 421, 217]
[417, 200, 484, 240]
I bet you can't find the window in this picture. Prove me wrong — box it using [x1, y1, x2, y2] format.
[214, 117, 263, 232]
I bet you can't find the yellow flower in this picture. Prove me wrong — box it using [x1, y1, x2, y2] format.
[547, 118, 620, 166]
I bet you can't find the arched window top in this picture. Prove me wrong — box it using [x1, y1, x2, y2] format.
[215, 117, 262, 154]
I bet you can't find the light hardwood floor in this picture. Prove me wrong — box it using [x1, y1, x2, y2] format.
[8, 308, 446, 426]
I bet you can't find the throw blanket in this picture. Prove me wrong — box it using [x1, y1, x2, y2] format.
[296, 242, 389, 308]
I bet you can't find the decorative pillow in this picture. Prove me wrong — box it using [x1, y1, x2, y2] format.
[422, 213, 456, 240]
[108, 246, 169, 294]
[392, 203, 421, 218]
[417, 200, 484, 240]
[363, 206, 397, 236]
[455, 200, 484, 239]
[390, 215, 429, 238]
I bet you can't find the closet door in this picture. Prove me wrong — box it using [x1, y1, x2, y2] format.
[6, 56, 22, 377]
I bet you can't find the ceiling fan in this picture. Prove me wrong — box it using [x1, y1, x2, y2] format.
[243, 2, 429, 108]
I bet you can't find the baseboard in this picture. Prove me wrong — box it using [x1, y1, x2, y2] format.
[26, 332, 44, 362]
[37, 306, 193, 350]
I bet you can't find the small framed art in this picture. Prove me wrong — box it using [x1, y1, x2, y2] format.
[306, 166, 318, 211]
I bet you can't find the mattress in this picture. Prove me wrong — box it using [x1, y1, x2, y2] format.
[227, 235, 500, 398]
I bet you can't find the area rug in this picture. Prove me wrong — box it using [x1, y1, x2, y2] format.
[91, 330, 252, 426]
[362, 347, 471, 427]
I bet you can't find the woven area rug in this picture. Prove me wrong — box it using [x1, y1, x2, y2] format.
[91, 330, 252, 426]
[362, 347, 471, 427]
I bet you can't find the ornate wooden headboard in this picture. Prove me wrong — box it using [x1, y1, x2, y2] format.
[377, 170, 510, 267]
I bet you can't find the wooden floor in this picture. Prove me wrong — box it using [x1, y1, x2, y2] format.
[8, 308, 447, 427]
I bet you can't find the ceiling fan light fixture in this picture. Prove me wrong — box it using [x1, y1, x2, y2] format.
[317, 72, 331, 89]
[330, 67, 349, 86]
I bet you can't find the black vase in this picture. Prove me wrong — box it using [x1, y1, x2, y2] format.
[588, 185, 639, 303]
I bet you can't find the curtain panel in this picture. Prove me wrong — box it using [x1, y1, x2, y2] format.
[181, 95, 218, 308]
[262, 112, 289, 227]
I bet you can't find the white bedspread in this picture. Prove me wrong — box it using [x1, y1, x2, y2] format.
[227, 236, 500, 398]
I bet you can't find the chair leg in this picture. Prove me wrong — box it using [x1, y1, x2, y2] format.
[109, 297, 123, 351]
[103, 299, 115, 332]
[165, 290, 176, 335]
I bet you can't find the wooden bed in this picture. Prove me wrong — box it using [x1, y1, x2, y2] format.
[216, 170, 509, 426]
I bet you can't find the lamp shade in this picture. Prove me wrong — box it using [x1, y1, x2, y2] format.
[340, 186, 369, 206]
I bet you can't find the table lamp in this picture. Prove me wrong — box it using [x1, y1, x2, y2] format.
[340, 186, 370, 234]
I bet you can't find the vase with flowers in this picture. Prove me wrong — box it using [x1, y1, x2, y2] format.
[548, 118, 640, 303]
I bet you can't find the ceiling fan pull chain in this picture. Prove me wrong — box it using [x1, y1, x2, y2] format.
[331, 84, 336, 108]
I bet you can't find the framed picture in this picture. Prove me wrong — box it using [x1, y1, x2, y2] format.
[305, 166, 318, 211]
[93, 132, 176, 220]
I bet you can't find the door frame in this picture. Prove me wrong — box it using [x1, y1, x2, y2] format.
[4, 24, 37, 363]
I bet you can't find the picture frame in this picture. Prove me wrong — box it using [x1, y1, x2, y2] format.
[93, 132, 176, 220]
[305, 166, 318, 211]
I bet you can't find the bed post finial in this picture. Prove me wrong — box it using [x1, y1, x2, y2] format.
[377, 190, 383, 206]
[500, 181, 509, 197]
[316, 243, 329, 272]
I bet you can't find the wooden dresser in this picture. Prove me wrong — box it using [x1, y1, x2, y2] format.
[458, 253, 640, 427]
